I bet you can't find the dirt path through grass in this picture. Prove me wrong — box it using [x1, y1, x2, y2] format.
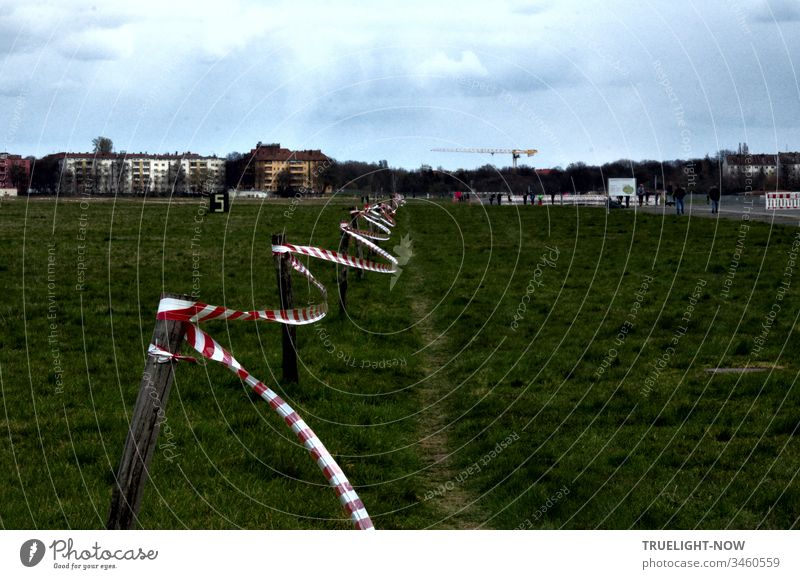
[408, 257, 489, 529]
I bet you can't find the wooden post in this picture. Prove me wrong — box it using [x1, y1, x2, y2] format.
[355, 210, 364, 280]
[365, 205, 376, 257]
[107, 292, 191, 530]
[272, 232, 299, 384]
[337, 207, 359, 314]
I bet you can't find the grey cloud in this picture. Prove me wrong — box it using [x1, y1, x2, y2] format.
[753, 0, 800, 23]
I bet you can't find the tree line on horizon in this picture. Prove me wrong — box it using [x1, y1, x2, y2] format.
[225, 149, 781, 197]
[15, 137, 790, 196]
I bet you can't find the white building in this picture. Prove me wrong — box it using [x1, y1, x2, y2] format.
[41, 152, 225, 194]
[723, 152, 800, 185]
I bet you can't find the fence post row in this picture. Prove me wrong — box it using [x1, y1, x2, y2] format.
[107, 200, 401, 529]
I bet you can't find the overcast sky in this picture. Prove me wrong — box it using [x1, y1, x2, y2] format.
[1, 0, 799, 169]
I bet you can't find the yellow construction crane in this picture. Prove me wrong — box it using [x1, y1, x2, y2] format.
[431, 147, 538, 169]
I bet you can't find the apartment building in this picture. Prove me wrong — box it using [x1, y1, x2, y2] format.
[247, 142, 331, 192]
[39, 152, 225, 194]
[0, 152, 31, 194]
[723, 152, 800, 184]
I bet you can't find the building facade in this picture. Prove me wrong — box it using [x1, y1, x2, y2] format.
[723, 152, 800, 189]
[0, 153, 31, 194]
[39, 152, 225, 195]
[247, 143, 332, 193]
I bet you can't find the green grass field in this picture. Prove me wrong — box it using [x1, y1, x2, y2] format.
[1, 196, 799, 529]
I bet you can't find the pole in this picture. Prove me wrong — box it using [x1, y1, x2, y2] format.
[355, 210, 364, 280]
[337, 208, 358, 314]
[107, 292, 191, 530]
[272, 233, 299, 384]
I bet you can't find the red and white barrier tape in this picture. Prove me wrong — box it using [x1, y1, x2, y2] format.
[153, 297, 372, 529]
[270, 196, 404, 304]
[148, 195, 405, 530]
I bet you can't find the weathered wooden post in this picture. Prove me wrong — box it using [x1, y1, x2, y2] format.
[107, 292, 190, 530]
[272, 232, 299, 384]
[338, 207, 361, 314]
[354, 209, 365, 280]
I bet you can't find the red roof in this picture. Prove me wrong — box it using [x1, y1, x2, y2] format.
[41, 152, 218, 161]
[249, 143, 330, 162]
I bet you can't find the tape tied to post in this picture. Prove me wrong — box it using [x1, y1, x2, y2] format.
[147, 195, 405, 530]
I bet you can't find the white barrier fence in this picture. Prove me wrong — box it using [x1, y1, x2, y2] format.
[765, 192, 800, 210]
[465, 193, 661, 207]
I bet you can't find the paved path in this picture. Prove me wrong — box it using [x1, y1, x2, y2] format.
[635, 194, 800, 227]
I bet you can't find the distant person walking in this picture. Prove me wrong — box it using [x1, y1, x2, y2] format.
[550, 191, 556, 205]
[708, 186, 720, 214]
[655, 188, 661, 206]
[489, 193, 495, 205]
[637, 183, 645, 206]
[674, 185, 686, 215]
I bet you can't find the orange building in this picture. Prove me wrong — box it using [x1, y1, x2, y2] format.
[248, 143, 331, 193]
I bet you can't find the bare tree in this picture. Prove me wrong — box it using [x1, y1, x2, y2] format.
[110, 158, 129, 195]
[276, 167, 294, 197]
[8, 163, 28, 195]
[167, 161, 187, 195]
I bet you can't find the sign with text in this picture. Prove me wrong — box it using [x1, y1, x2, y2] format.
[608, 178, 636, 197]
[209, 191, 229, 213]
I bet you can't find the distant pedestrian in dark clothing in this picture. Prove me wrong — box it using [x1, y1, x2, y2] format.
[550, 192, 555, 205]
[674, 186, 686, 215]
[625, 195, 630, 208]
[489, 193, 495, 205]
[708, 186, 720, 214]
[498, 193, 502, 206]
[645, 189, 650, 205]
[637, 184, 645, 206]
[655, 189, 661, 205]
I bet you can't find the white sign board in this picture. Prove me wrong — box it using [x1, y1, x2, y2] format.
[607, 178, 636, 197]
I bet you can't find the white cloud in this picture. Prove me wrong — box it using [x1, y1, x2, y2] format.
[416, 50, 488, 78]
[57, 26, 135, 61]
